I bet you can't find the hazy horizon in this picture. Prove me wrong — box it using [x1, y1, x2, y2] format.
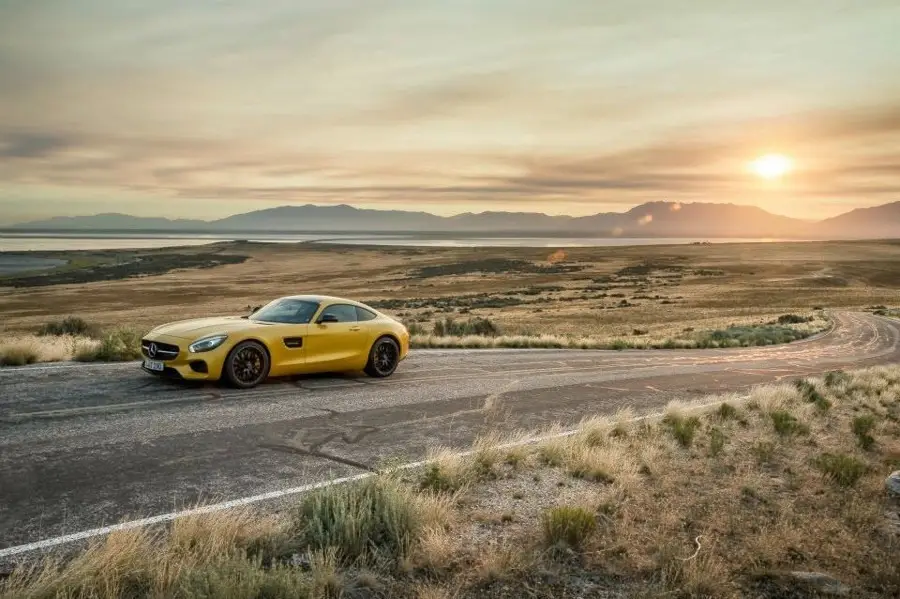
[1, 199, 845, 227]
[2, 1, 899, 225]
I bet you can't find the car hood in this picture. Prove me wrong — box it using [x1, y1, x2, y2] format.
[148, 316, 268, 340]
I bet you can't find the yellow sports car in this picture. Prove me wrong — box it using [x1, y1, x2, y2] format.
[140, 295, 410, 388]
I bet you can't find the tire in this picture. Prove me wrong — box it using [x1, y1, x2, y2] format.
[224, 340, 270, 389]
[364, 336, 400, 378]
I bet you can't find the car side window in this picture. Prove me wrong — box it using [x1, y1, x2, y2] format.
[321, 304, 358, 323]
[251, 299, 319, 324]
[356, 307, 378, 321]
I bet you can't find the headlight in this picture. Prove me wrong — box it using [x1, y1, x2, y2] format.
[189, 334, 228, 353]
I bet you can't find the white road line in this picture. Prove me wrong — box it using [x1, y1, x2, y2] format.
[0, 397, 728, 559]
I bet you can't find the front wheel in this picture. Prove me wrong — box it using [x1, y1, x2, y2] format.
[224, 340, 270, 388]
[365, 337, 400, 378]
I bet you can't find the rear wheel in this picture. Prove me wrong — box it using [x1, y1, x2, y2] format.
[224, 340, 270, 388]
[365, 336, 400, 378]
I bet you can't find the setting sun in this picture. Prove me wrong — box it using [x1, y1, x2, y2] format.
[750, 153, 793, 179]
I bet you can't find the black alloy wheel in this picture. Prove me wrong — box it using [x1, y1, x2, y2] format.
[365, 337, 400, 378]
[225, 341, 270, 388]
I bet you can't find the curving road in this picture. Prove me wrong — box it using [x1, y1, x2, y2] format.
[0, 312, 898, 554]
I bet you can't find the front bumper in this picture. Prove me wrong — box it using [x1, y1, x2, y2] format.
[140, 333, 227, 381]
[399, 332, 410, 361]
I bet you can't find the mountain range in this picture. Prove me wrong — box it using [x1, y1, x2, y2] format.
[9, 201, 900, 240]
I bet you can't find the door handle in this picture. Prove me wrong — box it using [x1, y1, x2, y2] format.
[349, 326, 361, 331]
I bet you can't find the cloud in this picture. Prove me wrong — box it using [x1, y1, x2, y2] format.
[3, 100, 900, 212]
[1, 0, 900, 221]
[0, 131, 74, 158]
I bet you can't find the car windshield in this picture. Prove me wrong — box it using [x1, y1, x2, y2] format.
[249, 299, 320, 324]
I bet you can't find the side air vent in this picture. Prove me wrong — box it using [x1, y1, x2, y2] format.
[283, 337, 303, 349]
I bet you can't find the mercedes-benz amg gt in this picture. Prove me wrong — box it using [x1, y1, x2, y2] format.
[140, 295, 409, 388]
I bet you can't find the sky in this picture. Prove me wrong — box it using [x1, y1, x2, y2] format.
[1, 0, 899, 224]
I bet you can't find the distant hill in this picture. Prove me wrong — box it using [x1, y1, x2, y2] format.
[9, 201, 900, 239]
[211, 204, 445, 232]
[446, 211, 572, 232]
[12, 213, 206, 230]
[816, 201, 900, 239]
[568, 202, 813, 238]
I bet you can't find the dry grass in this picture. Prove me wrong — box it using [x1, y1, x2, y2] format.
[4, 365, 900, 598]
[409, 313, 828, 350]
[1, 240, 895, 348]
[0, 334, 97, 365]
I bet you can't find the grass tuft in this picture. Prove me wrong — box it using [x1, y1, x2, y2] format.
[419, 449, 473, 493]
[708, 427, 726, 457]
[0, 342, 40, 366]
[37, 316, 97, 337]
[432, 317, 499, 337]
[74, 327, 143, 362]
[752, 441, 777, 465]
[294, 475, 424, 564]
[174, 554, 313, 599]
[664, 413, 701, 448]
[769, 409, 809, 436]
[795, 379, 831, 411]
[851, 414, 876, 450]
[824, 370, 850, 388]
[567, 447, 615, 483]
[815, 453, 868, 487]
[541, 506, 596, 550]
[715, 402, 740, 421]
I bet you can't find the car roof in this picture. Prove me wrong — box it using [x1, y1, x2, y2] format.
[281, 294, 371, 308]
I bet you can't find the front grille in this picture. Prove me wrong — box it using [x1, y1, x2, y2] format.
[141, 339, 180, 360]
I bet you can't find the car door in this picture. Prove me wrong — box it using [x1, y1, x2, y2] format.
[252, 299, 320, 376]
[266, 322, 309, 376]
[304, 303, 369, 371]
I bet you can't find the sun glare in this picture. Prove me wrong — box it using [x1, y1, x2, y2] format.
[750, 154, 793, 180]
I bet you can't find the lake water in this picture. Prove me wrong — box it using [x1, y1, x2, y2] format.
[0, 233, 791, 253]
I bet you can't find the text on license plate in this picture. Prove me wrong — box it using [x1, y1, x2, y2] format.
[143, 359, 164, 372]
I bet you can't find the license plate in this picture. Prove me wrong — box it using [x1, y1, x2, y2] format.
[143, 359, 164, 372]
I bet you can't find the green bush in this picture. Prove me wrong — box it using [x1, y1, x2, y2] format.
[716, 403, 740, 421]
[851, 415, 876, 450]
[708, 428, 726, 457]
[174, 555, 312, 599]
[294, 477, 420, 564]
[694, 325, 807, 348]
[664, 414, 701, 448]
[404, 322, 427, 336]
[75, 328, 143, 362]
[541, 506, 596, 550]
[432, 317, 499, 337]
[753, 441, 777, 464]
[770, 410, 809, 436]
[419, 463, 467, 493]
[795, 379, 831, 411]
[37, 316, 97, 337]
[777, 314, 811, 325]
[824, 370, 850, 388]
[815, 453, 868, 487]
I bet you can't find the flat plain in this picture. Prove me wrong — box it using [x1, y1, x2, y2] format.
[1, 239, 897, 346]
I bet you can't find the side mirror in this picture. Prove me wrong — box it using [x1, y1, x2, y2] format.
[317, 313, 339, 324]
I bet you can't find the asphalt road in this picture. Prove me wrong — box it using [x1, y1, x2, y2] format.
[0, 311, 897, 554]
